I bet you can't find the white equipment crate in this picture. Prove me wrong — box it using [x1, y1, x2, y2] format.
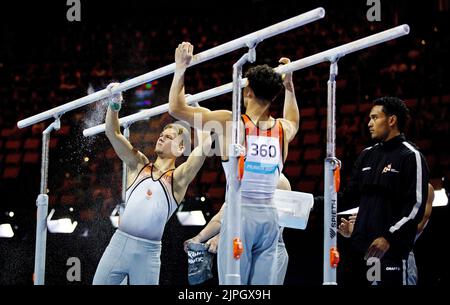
[274, 189, 314, 230]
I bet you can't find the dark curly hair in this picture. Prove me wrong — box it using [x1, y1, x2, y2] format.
[244, 64, 283, 103]
[373, 96, 410, 133]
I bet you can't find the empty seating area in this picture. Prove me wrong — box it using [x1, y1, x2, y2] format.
[0, 0, 449, 228]
[1, 97, 449, 224]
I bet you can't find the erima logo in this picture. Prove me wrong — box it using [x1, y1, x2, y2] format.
[382, 164, 399, 174]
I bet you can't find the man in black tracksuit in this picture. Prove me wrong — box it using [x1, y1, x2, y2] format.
[338, 97, 429, 285]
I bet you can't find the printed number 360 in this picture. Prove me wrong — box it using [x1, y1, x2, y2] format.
[250, 143, 277, 158]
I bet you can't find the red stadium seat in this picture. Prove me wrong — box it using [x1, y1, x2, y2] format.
[5, 140, 21, 150]
[49, 138, 58, 149]
[207, 186, 225, 200]
[340, 104, 357, 114]
[200, 171, 218, 184]
[5, 153, 21, 164]
[105, 148, 116, 159]
[303, 148, 322, 161]
[305, 163, 323, 177]
[359, 103, 372, 114]
[303, 133, 321, 145]
[57, 125, 71, 136]
[1, 128, 14, 138]
[23, 152, 40, 164]
[442, 94, 450, 104]
[301, 120, 318, 131]
[61, 194, 76, 206]
[24, 138, 40, 150]
[3, 167, 20, 179]
[286, 149, 301, 163]
[301, 107, 316, 118]
[404, 98, 417, 108]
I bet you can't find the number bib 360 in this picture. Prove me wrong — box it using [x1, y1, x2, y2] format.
[245, 135, 281, 174]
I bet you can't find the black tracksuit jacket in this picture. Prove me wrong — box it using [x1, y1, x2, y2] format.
[343, 134, 429, 260]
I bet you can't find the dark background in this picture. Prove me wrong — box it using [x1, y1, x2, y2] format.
[0, 0, 449, 286]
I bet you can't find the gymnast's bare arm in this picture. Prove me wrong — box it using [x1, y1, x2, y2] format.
[104, 83, 148, 173]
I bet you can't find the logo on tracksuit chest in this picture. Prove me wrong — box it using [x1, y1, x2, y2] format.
[146, 189, 153, 199]
[382, 163, 399, 174]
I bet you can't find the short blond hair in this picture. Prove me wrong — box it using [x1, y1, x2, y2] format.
[163, 123, 190, 146]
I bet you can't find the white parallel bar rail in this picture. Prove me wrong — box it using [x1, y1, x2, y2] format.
[275, 24, 410, 74]
[17, 8, 325, 129]
[83, 24, 410, 137]
[83, 80, 246, 137]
